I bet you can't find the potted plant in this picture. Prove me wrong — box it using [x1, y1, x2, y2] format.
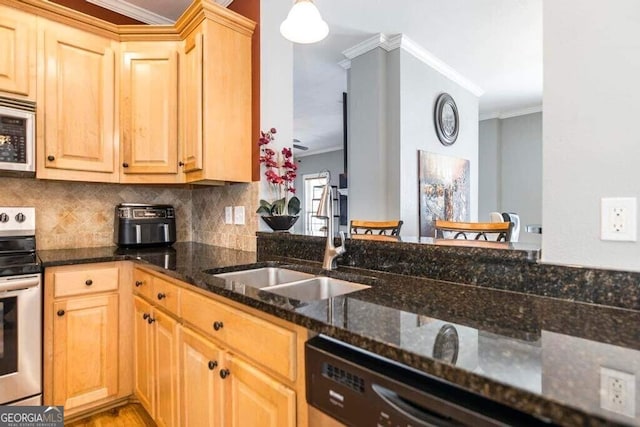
[256, 128, 301, 231]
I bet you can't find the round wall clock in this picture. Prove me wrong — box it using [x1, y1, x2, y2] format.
[434, 93, 459, 146]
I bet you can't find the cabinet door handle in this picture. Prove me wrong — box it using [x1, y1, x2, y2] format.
[178, 161, 185, 167]
[213, 321, 224, 331]
[135, 280, 144, 287]
[157, 293, 166, 300]
[47, 155, 55, 161]
[208, 361, 218, 370]
[122, 162, 129, 168]
[147, 316, 155, 324]
[219, 369, 230, 379]
[57, 309, 65, 317]
[85, 279, 93, 286]
[143, 313, 150, 320]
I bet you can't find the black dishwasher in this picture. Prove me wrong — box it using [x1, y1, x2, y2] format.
[306, 335, 555, 427]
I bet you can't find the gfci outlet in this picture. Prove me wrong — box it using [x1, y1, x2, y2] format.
[601, 197, 637, 241]
[600, 367, 636, 418]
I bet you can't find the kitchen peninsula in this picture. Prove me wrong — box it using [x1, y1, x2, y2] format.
[38, 233, 640, 427]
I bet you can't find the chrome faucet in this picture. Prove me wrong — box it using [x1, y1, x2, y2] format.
[316, 180, 345, 270]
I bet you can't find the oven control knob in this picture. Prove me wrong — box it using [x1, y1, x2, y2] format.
[0, 213, 8, 223]
[15, 213, 26, 223]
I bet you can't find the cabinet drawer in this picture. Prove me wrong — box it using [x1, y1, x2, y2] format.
[54, 265, 119, 298]
[152, 276, 181, 316]
[181, 290, 296, 381]
[133, 268, 153, 300]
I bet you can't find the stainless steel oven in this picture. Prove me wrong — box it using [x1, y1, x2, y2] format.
[0, 97, 36, 174]
[0, 207, 41, 405]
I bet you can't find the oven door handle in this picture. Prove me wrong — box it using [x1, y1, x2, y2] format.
[0, 274, 40, 293]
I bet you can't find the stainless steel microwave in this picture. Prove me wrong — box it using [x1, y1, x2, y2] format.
[0, 97, 36, 173]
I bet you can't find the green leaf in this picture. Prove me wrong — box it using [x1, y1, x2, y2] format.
[287, 196, 301, 216]
[271, 198, 286, 215]
[256, 199, 272, 214]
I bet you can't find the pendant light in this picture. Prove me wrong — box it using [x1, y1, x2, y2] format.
[280, 0, 329, 44]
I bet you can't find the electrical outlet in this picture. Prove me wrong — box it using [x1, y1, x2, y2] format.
[600, 367, 636, 418]
[234, 206, 245, 225]
[601, 197, 637, 241]
[224, 206, 233, 225]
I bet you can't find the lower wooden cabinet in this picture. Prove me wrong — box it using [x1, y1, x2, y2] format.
[52, 294, 118, 410]
[133, 296, 155, 417]
[44, 262, 133, 418]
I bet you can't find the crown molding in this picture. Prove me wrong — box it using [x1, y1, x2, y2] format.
[295, 145, 343, 158]
[340, 33, 484, 97]
[479, 105, 542, 121]
[87, 0, 234, 25]
[86, 0, 174, 24]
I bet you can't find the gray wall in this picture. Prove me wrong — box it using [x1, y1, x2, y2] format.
[479, 113, 542, 244]
[543, 0, 640, 270]
[292, 149, 344, 234]
[348, 47, 479, 237]
[398, 50, 479, 236]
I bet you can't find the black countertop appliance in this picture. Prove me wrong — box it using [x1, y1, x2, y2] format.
[114, 203, 176, 247]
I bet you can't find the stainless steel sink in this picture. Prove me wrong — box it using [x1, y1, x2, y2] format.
[265, 277, 371, 301]
[213, 267, 314, 289]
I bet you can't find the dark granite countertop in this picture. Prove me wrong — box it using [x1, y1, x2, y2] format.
[38, 243, 640, 427]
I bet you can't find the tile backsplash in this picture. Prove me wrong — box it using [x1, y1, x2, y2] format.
[0, 177, 258, 251]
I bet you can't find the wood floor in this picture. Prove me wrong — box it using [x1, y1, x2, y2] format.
[66, 403, 155, 427]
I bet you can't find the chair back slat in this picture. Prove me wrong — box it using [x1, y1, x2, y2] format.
[350, 220, 403, 236]
[434, 220, 513, 242]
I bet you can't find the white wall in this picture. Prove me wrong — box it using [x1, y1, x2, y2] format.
[543, 0, 640, 270]
[259, 0, 293, 231]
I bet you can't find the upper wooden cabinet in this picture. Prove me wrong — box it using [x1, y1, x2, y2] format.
[37, 19, 119, 183]
[179, 8, 254, 184]
[120, 41, 181, 184]
[0, 5, 36, 99]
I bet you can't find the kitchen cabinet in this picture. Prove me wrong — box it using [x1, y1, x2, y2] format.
[37, 19, 118, 183]
[133, 296, 155, 418]
[133, 265, 305, 427]
[180, 10, 254, 184]
[120, 42, 181, 184]
[0, 5, 36, 99]
[44, 262, 132, 417]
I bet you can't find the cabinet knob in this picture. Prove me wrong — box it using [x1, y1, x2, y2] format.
[143, 313, 150, 320]
[85, 279, 93, 286]
[219, 369, 230, 379]
[213, 321, 224, 331]
[178, 161, 185, 167]
[122, 162, 129, 168]
[135, 280, 144, 287]
[47, 155, 55, 161]
[157, 293, 166, 300]
[57, 309, 65, 317]
[208, 361, 218, 370]
[147, 316, 155, 324]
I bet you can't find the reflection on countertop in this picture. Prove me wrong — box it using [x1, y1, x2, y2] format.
[38, 242, 640, 426]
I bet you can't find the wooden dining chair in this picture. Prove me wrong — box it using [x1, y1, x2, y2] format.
[350, 220, 403, 236]
[434, 220, 513, 242]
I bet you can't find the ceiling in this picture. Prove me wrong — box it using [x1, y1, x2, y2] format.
[76, 0, 543, 155]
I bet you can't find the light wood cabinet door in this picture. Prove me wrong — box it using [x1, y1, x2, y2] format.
[0, 5, 35, 99]
[179, 326, 224, 427]
[224, 353, 296, 427]
[180, 30, 203, 175]
[181, 15, 254, 184]
[121, 42, 180, 182]
[52, 294, 118, 411]
[133, 296, 155, 418]
[154, 309, 180, 427]
[38, 20, 118, 182]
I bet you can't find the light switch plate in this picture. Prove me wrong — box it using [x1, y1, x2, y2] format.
[224, 206, 233, 225]
[601, 197, 637, 241]
[234, 206, 245, 225]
